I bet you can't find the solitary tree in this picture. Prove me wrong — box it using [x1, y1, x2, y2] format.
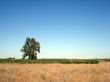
[21, 37, 40, 59]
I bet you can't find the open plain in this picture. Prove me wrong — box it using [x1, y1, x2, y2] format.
[0, 62, 110, 82]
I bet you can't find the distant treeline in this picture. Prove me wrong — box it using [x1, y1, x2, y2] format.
[0, 59, 109, 64]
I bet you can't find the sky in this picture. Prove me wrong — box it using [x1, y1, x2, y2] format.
[0, 0, 110, 59]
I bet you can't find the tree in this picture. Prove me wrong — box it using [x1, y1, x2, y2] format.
[21, 37, 40, 59]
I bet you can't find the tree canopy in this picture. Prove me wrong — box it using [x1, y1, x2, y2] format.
[21, 37, 40, 59]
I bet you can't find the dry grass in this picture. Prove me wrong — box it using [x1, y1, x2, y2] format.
[0, 62, 110, 82]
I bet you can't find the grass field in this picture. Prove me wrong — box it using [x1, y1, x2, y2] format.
[0, 62, 110, 82]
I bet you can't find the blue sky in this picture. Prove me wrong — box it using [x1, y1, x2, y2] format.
[0, 0, 110, 59]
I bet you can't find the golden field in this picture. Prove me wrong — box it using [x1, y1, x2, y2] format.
[0, 62, 110, 82]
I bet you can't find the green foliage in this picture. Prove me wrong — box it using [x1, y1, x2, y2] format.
[21, 37, 40, 59]
[104, 58, 110, 62]
[0, 59, 99, 64]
